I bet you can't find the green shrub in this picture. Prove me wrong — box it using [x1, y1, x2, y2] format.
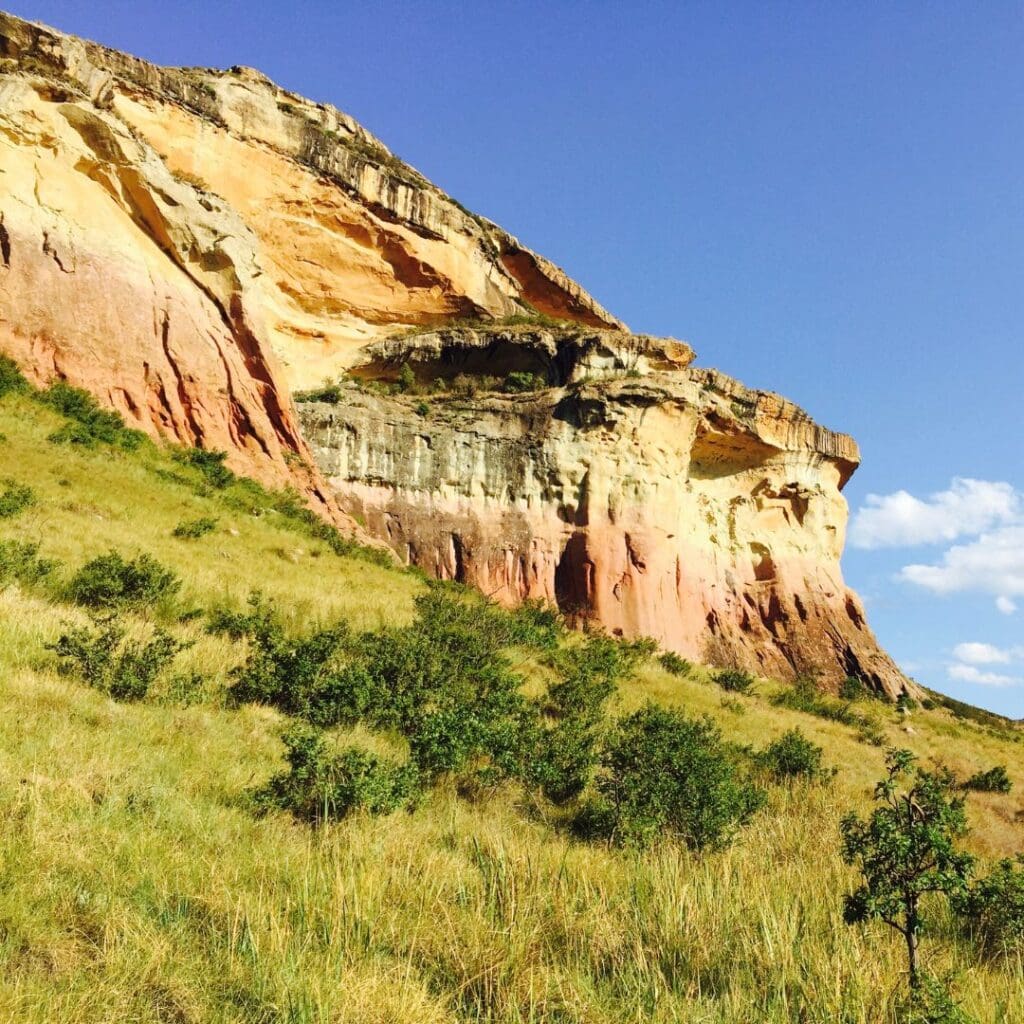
[773, 677, 883, 744]
[0, 480, 35, 519]
[658, 651, 692, 676]
[295, 383, 342, 404]
[69, 551, 181, 609]
[159, 670, 207, 707]
[962, 765, 1012, 794]
[397, 364, 416, 393]
[896, 691, 918, 713]
[257, 726, 419, 823]
[956, 855, 1024, 955]
[0, 540, 56, 588]
[172, 447, 235, 489]
[546, 632, 655, 690]
[42, 381, 146, 450]
[48, 619, 183, 701]
[839, 675, 868, 701]
[414, 401, 430, 417]
[502, 371, 544, 394]
[757, 728, 832, 783]
[228, 589, 554, 789]
[505, 599, 565, 651]
[716, 668, 755, 694]
[896, 975, 977, 1024]
[346, 591, 535, 783]
[575, 704, 765, 850]
[172, 516, 218, 540]
[0, 355, 28, 399]
[226, 600, 351, 722]
[531, 634, 630, 803]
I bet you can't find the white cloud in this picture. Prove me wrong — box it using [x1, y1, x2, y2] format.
[947, 663, 1020, 688]
[952, 642, 1012, 665]
[850, 478, 1020, 550]
[996, 596, 1018, 615]
[947, 642, 1024, 688]
[898, 525, 1024, 608]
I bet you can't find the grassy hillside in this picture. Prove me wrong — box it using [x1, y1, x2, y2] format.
[0, 379, 1020, 1023]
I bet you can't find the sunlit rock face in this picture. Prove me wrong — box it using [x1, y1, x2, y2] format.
[299, 329, 909, 697]
[0, 10, 617, 492]
[0, 12, 908, 694]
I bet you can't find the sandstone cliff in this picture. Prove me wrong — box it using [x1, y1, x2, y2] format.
[299, 328, 906, 695]
[0, 12, 909, 695]
[0, 10, 617, 490]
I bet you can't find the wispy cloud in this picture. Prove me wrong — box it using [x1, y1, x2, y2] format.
[850, 478, 1024, 614]
[947, 641, 1024, 687]
[850, 478, 1020, 550]
[899, 525, 1024, 610]
[947, 663, 1020, 687]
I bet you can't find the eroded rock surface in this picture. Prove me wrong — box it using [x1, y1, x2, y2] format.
[0, 10, 617, 488]
[300, 329, 907, 696]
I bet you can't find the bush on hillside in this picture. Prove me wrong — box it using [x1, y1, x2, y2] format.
[69, 550, 181, 610]
[0, 355, 28, 399]
[658, 651, 692, 676]
[839, 675, 869, 701]
[295, 383, 342, 404]
[257, 725, 419, 822]
[396, 364, 416, 393]
[574, 704, 765, 850]
[49, 618, 184, 701]
[716, 668, 755, 694]
[0, 479, 35, 519]
[172, 516, 218, 540]
[0, 540, 56, 588]
[172, 447, 235, 489]
[504, 598, 565, 651]
[529, 634, 633, 803]
[42, 381, 146, 450]
[757, 728, 833, 783]
[529, 632, 657, 803]
[962, 765, 1012, 794]
[772, 676, 885, 745]
[896, 975, 978, 1024]
[956, 855, 1024, 956]
[226, 599, 352, 721]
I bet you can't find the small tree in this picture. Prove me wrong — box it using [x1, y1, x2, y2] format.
[840, 749, 974, 992]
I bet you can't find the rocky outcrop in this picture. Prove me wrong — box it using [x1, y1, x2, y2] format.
[0, 12, 909, 694]
[299, 328, 908, 697]
[0, 10, 618, 489]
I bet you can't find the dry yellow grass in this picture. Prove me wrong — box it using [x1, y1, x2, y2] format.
[0, 392, 1020, 1022]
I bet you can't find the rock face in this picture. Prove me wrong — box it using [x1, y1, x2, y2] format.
[0, 10, 618, 489]
[299, 328, 908, 696]
[0, 12, 909, 695]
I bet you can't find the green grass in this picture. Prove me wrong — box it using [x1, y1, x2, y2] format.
[0, 390, 1021, 1022]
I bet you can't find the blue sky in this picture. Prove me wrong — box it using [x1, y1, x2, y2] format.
[9, 1, 1022, 715]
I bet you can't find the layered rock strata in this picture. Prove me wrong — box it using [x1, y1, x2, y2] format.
[0, 10, 617, 492]
[299, 329, 908, 696]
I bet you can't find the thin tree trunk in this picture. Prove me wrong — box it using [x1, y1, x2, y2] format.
[905, 908, 920, 990]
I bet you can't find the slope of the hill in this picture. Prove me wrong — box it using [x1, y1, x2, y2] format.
[0, 379, 1020, 1023]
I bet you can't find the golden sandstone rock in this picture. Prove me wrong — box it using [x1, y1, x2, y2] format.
[0, 12, 909, 696]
